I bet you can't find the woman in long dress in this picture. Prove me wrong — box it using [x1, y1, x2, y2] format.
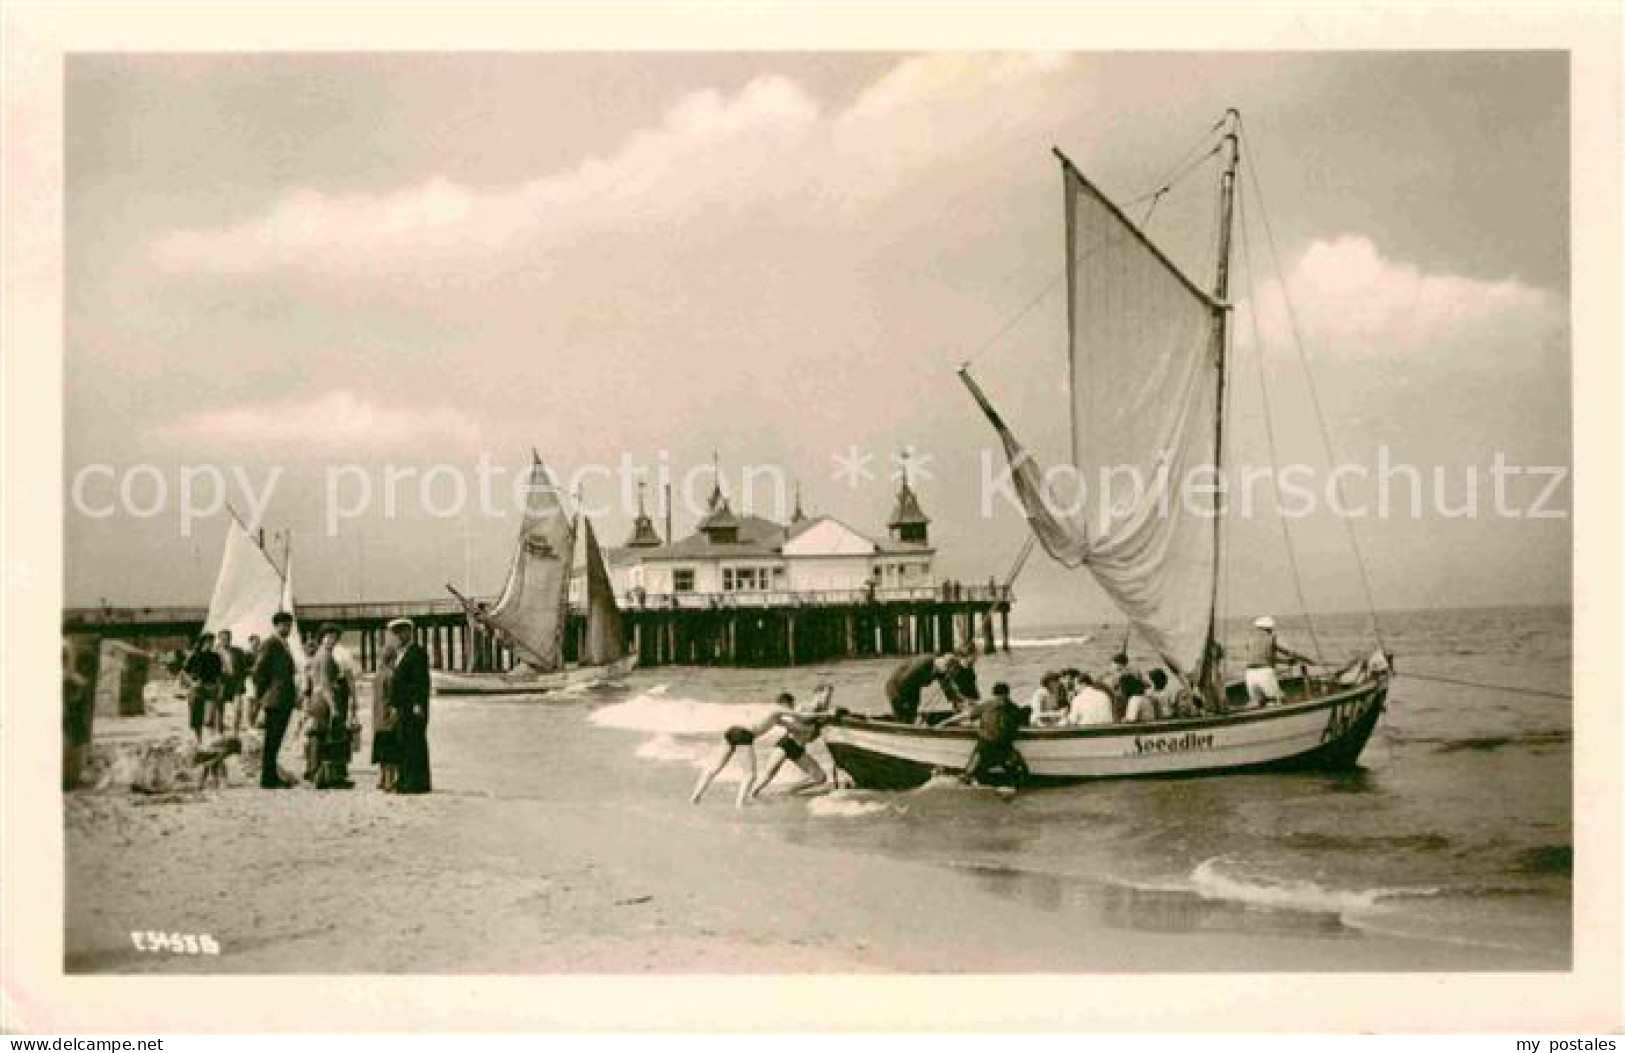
[309, 625, 356, 790]
[371, 639, 400, 791]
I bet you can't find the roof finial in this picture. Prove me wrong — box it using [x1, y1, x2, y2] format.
[625, 479, 663, 547]
[791, 480, 806, 523]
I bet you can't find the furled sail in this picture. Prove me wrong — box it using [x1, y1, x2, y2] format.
[205, 517, 304, 669]
[484, 455, 576, 672]
[580, 518, 627, 667]
[964, 152, 1225, 681]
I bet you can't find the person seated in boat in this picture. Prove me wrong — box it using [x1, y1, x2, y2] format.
[1121, 671, 1155, 723]
[885, 653, 970, 724]
[1065, 673, 1115, 726]
[691, 694, 794, 808]
[1024, 671, 1067, 727]
[752, 684, 837, 798]
[1104, 652, 1145, 721]
[1244, 616, 1314, 707]
[938, 681, 1030, 792]
[1146, 668, 1195, 719]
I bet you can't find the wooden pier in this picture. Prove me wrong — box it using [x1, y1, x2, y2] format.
[62, 586, 1014, 673]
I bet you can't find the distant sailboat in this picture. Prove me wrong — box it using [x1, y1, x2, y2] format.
[434, 453, 637, 695]
[826, 112, 1392, 787]
[204, 514, 303, 668]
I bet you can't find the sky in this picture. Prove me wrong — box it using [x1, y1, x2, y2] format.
[63, 51, 1571, 628]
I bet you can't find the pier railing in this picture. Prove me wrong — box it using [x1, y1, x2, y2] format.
[64, 584, 1014, 671]
[618, 584, 1010, 610]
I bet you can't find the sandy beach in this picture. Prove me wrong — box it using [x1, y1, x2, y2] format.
[64, 676, 1549, 975]
[67, 778, 1531, 975]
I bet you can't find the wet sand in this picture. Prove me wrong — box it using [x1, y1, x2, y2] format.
[65, 768, 1526, 975]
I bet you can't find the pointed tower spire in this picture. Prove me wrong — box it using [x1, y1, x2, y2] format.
[791, 480, 806, 524]
[697, 452, 739, 542]
[625, 481, 663, 548]
[707, 450, 725, 511]
[888, 450, 931, 545]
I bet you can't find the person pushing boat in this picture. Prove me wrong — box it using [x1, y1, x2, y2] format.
[691, 693, 795, 808]
[751, 684, 838, 798]
[937, 682, 1030, 793]
[885, 653, 971, 724]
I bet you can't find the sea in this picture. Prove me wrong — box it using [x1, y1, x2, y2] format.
[429, 604, 1572, 968]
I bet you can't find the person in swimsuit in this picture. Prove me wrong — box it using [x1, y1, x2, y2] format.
[751, 684, 836, 798]
[690, 694, 794, 808]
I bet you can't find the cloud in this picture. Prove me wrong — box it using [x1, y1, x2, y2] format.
[1237, 235, 1563, 361]
[145, 73, 824, 278]
[843, 52, 1072, 122]
[141, 55, 1073, 283]
[151, 389, 482, 457]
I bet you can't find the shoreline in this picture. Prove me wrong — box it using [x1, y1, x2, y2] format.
[65, 775, 1558, 974]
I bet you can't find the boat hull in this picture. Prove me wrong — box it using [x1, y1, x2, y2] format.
[825, 676, 1387, 789]
[430, 655, 638, 696]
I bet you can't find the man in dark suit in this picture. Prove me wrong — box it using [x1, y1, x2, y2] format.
[252, 612, 299, 788]
[388, 618, 433, 794]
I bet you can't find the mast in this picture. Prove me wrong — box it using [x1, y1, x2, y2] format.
[1202, 110, 1241, 698]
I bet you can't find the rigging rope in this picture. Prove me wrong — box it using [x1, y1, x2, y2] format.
[960, 123, 1229, 372]
[1134, 140, 1224, 227]
[1003, 533, 1037, 591]
[1237, 116, 1387, 651]
[1236, 183, 1326, 663]
[1397, 669, 1571, 701]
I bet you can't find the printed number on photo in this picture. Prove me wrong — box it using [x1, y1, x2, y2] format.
[130, 931, 220, 955]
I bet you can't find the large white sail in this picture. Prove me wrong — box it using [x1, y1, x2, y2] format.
[280, 544, 306, 670]
[580, 518, 626, 667]
[205, 517, 302, 668]
[965, 152, 1225, 682]
[484, 455, 576, 672]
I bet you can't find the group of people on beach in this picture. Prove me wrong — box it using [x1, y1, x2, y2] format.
[176, 615, 434, 794]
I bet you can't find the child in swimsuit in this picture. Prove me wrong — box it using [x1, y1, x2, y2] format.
[751, 684, 836, 798]
[690, 694, 794, 808]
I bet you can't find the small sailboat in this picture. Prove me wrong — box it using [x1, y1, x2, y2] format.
[826, 112, 1392, 787]
[204, 513, 304, 667]
[433, 453, 637, 696]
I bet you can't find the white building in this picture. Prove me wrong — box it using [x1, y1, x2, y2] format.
[578, 476, 937, 606]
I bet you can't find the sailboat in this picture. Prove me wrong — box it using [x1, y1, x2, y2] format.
[825, 112, 1392, 787]
[432, 453, 638, 696]
[204, 513, 304, 668]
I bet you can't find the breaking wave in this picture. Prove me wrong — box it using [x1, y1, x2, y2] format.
[1185, 858, 1438, 917]
[591, 689, 782, 738]
[806, 792, 894, 819]
[1006, 633, 1093, 650]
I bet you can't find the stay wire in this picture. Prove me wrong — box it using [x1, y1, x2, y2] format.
[961, 123, 1228, 373]
[1237, 116, 1387, 652]
[1398, 670, 1571, 702]
[1236, 186, 1325, 663]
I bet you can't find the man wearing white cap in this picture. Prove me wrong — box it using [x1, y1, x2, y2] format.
[387, 618, 433, 794]
[1244, 616, 1313, 707]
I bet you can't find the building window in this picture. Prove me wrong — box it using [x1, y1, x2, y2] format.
[724, 566, 772, 592]
[673, 568, 695, 593]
